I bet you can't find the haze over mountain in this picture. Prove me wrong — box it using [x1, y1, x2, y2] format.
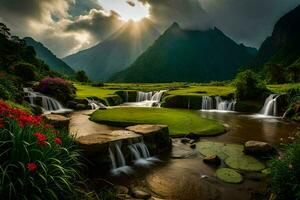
[24, 37, 75, 76]
[109, 23, 257, 83]
[252, 4, 300, 82]
[63, 19, 160, 81]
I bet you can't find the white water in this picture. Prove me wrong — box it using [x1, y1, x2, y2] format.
[23, 88, 72, 114]
[122, 90, 166, 107]
[260, 94, 280, 116]
[86, 98, 106, 110]
[201, 96, 236, 111]
[109, 142, 133, 175]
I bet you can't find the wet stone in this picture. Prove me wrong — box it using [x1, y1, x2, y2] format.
[203, 155, 221, 166]
[131, 188, 151, 199]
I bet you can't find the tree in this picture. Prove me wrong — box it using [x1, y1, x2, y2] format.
[75, 70, 90, 82]
[0, 23, 11, 38]
[234, 69, 268, 100]
[287, 64, 300, 83]
[265, 63, 286, 84]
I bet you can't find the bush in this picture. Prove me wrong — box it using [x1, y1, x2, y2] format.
[0, 78, 19, 100]
[269, 138, 300, 200]
[36, 77, 76, 103]
[10, 62, 37, 81]
[0, 101, 83, 199]
[75, 70, 90, 83]
[234, 70, 268, 100]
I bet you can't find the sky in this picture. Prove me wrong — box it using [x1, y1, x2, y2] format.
[0, 0, 299, 58]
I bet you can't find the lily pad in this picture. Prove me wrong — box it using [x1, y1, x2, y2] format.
[196, 141, 265, 171]
[216, 168, 243, 184]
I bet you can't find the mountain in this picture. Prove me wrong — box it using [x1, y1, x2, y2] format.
[24, 37, 75, 76]
[109, 23, 256, 83]
[63, 19, 160, 81]
[252, 4, 300, 82]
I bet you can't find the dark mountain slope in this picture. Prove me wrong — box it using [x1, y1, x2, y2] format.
[110, 23, 256, 83]
[63, 19, 160, 81]
[24, 37, 75, 76]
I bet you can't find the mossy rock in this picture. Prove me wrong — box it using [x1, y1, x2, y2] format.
[216, 168, 243, 184]
[197, 141, 265, 171]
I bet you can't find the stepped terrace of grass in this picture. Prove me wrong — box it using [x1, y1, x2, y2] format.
[90, 107, 226, 137]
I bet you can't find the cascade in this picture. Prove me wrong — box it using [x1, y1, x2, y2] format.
[123, 90, 166, 107]
[201, 96, 213, 110]
[86, 98, 106, 110]
[260, 94, 280, 116]
[23, 88, 72, 114]
[215, 96, 236, 111]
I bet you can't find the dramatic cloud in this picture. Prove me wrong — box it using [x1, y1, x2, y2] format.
[0, 0, 299, 57]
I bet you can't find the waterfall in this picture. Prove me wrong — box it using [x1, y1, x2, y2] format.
[201, 96, 236, 111]
[23, 88, 72, 114]
[260, 94, 280, 116]
[122, 90, 166, 107]
[86, 98, 106, 110]
[216, 96, 236, 111]
[202, 96, 213, 110]
[124, 91, 129, 102]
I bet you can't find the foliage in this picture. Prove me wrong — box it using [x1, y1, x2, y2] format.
[0, 101, 83, 199]
[0, 78, 19, 101]
[91, 107, 225, 136]
[75, 70, 90, 83]
[234, 70, 268, 100]
[269, 138, 300, 200]
[37, 77, 76, 103]
[10, 62, 37, 81]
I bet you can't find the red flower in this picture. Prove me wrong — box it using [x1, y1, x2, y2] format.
[44, 124, 53, 129]
[54, 137, 62, 145]
[27, 162, 37, 172]
[33, 132, 47, 146]
[52, 129, 59, 135]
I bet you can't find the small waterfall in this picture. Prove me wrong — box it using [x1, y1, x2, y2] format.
[23, 88, 72, 114]
[122, 90, 166, 107]
[260, 94, 280, 116]
[86, 98, 106, 110]
[124, 91, 129, 102]
[201, 96, 236, 111]
[216, 96, 236, 111]
[202, 96, 213, 110]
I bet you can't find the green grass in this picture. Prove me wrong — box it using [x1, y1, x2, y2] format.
[74, 83, 118, 99]
[267, 83, 300, 94]
[90, 107, 225, 136]
[166, 85, 235, 97]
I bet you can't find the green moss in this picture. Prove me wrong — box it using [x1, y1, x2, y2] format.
[90, 108, 225, 136]
[216, 168, 243, 184]
[197, 141, 265, 171]
[267, 83, 300, 94]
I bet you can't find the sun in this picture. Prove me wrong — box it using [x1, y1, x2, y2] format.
[100, 0, 150, 22]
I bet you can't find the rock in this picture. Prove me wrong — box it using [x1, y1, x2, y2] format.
[131, 188, 151, 199]
[44, 114, 70, 130]
[115, 185, 129, 194]
[75, 103, 88, 110]
[203, 155, 221, 166]
[126, 124, 171, 154]
[216, 168, 243, 184]
[185, 132, 200, 140]
[244, 141, 275, 156]
[116, 193, 132, 199]
[190, 144, 196, 149]
[181, 138, 190, 144]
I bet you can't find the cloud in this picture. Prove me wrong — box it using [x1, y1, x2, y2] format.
[65, 9, 123, 42]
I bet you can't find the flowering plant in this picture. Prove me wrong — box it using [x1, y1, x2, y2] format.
[0, 101, 83, 199]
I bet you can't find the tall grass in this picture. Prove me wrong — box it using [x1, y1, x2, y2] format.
[0, 101, 84, 199]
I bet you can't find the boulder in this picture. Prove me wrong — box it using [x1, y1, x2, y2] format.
[131, 188, 151, 199]
[115, 185, 129, 194]
[126, 124, 171, 154]
[44, 114, 70, 130]
[244, 141, 275, 156]
[203, 155, 221, 166]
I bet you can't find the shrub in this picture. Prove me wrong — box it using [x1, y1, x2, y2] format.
[91, 82, 105, 87]
[234, 69, 268, 100]
[10, 62, 37, 81]
[0, 101, 83, 199]
[36, 77, 76, 103]
[0, 78, 19, 100]
[269, 138, 300, 200]
[75, 70, 90, 83]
